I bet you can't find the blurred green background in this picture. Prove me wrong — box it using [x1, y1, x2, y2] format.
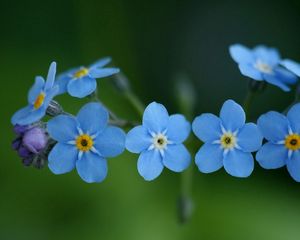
[1, 0, 300, 239]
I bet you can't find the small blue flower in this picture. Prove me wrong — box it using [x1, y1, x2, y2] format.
[55, 57, 120, 98]
[257, 103, 300, 182]
[281, 59, 300, 77]
[11, 62, 59, 126]
[47, 102, 126, 183]
[229, 44, 298, 91]
[125, 102, 191, 181]
[192, 100, 262, 178]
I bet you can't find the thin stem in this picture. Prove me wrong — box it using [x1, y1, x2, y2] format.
[124, 90, 145, 117]
[243, 90, 255, 117]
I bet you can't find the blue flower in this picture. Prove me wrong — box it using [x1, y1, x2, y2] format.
[281, 59, 300, 77]
[125, 102, 191, 181]
[192, 100, 262, 178]
[229, 44, 298, 91]
[256, 103, 300, 182]
[11, 62, 59, 126]
[55, 57, 120, 98]
[47, 102, 126, 183]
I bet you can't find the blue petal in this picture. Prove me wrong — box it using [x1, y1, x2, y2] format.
[47, 115, 78, 142]
[11, 106, 45, 126]
[89, 57, 112, 69]
[256, 142, 287, 169]
[55, 68, 77, 95]
[287, 103, 300, 133]
[48, 143, 77, 174]
[11, 106, 32, 125]
[223, 150, 254, 177]
[253, 45, 280, 66]
[274, 67, 298, 84]
[89, 68, 120, 79]
[167, 114, 190, 143]
[45, 62, 56, 91]
[67, 76, 97, 98]
[257, 111, 289, 142]
[237, 123, 263, 152]
[77, 102, 109, 135]
[229, 44, 255, 64]
[281, 59, 300, 77]
[28, 76, 45, 104]
[43, 86, 59, 107]
[76, 152, 108, 183]
[195, 143, 223, 173]
[263, 73, 290, 91]
[286, 151, 300, 182]
[142, 102, 169, 133]
[192, 113, 222, 142]
[220, 99, 245, 132]
[125, 126, 152, 153]
[163, 144, 191, 172]
[238, 63, 263, 80]
[94, 126, 125, 158]
[137, 150, 164, 181]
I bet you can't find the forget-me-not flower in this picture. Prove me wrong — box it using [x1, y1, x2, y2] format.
[281, 59, 300, 77]
[11, 62, 59, 126]
[256, 103, 300, 182]
[192, 100, 262, 178]
[55, 57, 120, 98]
[125, 102, 191, 181]
[229, 44, 298, 91]
[47, 102, 126, 183]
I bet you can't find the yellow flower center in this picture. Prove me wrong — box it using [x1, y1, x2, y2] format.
[76, 134, 94, 152]
[254, 60, 273, 74]
[220, 133, 236, 149]
[34, 92, 46, 109]
[285, 134, 300, 151]
[73, 68, 89, 79]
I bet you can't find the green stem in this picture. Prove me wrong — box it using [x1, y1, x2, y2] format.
[243, 90, 255, 117]
[124, 90, 145, 117]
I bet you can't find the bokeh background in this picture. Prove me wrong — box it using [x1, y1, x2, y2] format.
[1, 0, 300, 239]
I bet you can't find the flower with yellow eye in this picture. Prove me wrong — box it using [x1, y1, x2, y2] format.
[11, 62, 59, 126]
[55, 57, 120, 98]
[192, 100, 263, 178]
[257, 103, 300, 182]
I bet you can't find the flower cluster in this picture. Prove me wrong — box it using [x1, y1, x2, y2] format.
[11, 44, 300, 184]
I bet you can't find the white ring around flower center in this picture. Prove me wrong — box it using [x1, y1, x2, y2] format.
[152, 133, 169, 150]
[254, 60, 273, 74]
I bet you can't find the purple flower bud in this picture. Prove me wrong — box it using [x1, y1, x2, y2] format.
[22, 157, 34, 167]
[12, 138, 22, 150]
[18, 145, 32, 158]
[13, 124, 30, 135]
[22, 127, 48, 153]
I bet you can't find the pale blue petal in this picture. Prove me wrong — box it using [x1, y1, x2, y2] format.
[137, 150, 164, 181]
[67, 76, 97, 98]
[45, 62, 56, 91]
[237, 123, 263, 152]
[76, 152, 108, 183]
[281, 59, 300, 77]
[11, 106, 45, 126]
[253, 45, 280, 66]
[89, 57, 112, 69]
[48, 143, 77, 174]
[142, 102, 169, 133]
[274, 67, 298, 84]
[286, 151, 300, 182]
[223, 150, 254, 177]
[43, 86, 59, 107]
[77, 102, 109, 134]
[163, 144, 191, 172]
[28, 76, 45, 104]
[192, 113, 222, 142]
[287, 103, 300, 133]
[11, 106, 32, 125]
[167, 114, 190, 143]
[195, 143, 223, 173]
[257, 111, 289, 142]
[256, 142, 287, 169]
[55, 68, 77, 95]
[220, 99, 245, 132]
[125, 126, 152, 153]
[47, 115, 78, 142]
[263, 73, 290, 91]
[229, 44, 255, 64]
[89, 68, 120, 79]
[238, 63, 263, 80]
[94, 126, 125, 158]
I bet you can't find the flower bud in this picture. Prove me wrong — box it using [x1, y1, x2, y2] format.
[22, 127, 48, 153]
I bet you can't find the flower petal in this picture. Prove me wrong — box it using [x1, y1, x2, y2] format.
[77, 102, 109, 135]
[192, 113, 222, 142]
[89, 68, 120, 78]
[253, 45, 280, 66]
[48, 143, 77, 174]
[163, 144, 191, 172]
[45, 62, 56, 91]
[195, 143, 223, 173]
[286, 151, 300, 182]
[287, 103, 300, 133]
[11, 106, 45, 126]
[237, 123, 263, 152]
[142, 102, 169, 133]
[94, 126, 125, 158]
[67, 76, 97, 98]
[220, 99, 245, 132]
[89, 57, 112, 69]
[256, 142, 287, 169]
[274, 67, 298, 84]
[281, 59, 300, 77]
[55, 68, 77, 95]
[28, 76, 45, 104]
[167, 114, 191, 143]
[125, 126, 152, 153]
[76, 152, 108, 183]
[137, 150, 164, 181]
[238, 63, 263, 80]
[229, 44, 255, 64]
[263, 73, 290, 92]
[223, 150, 254, 178]
[47, 115, 78, 142]
[257, 111, 289, 142]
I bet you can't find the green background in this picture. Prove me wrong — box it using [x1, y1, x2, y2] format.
[1, 0, 300, 239]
